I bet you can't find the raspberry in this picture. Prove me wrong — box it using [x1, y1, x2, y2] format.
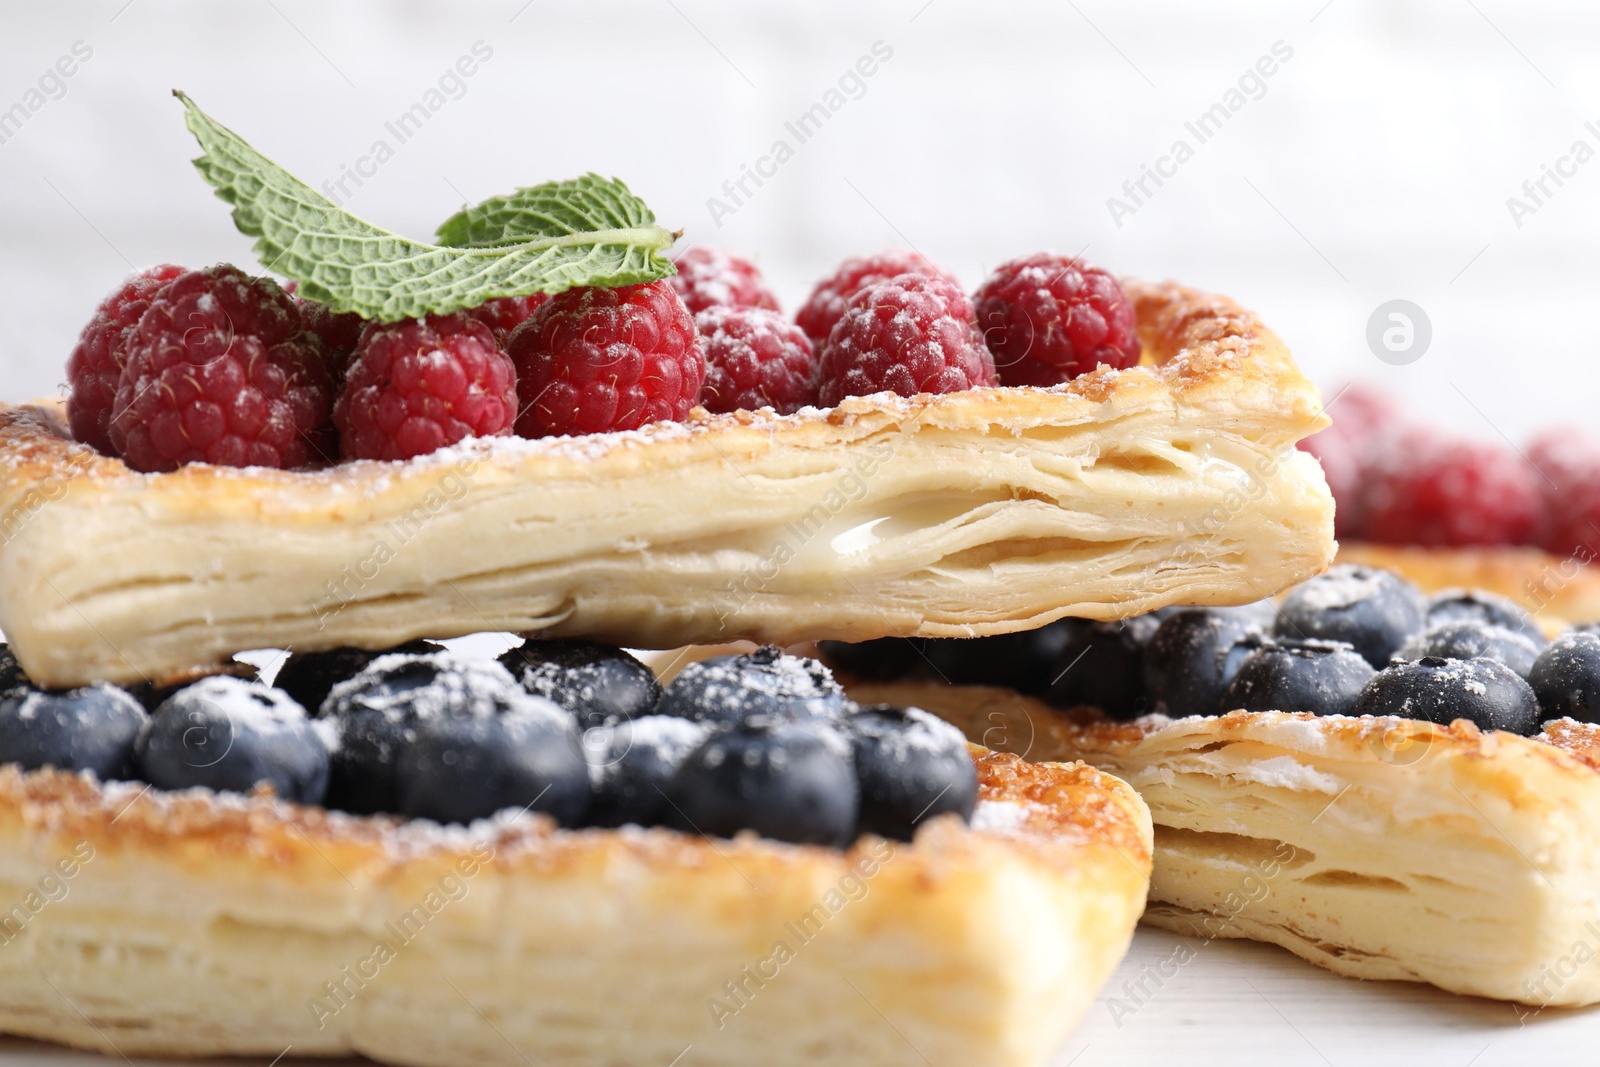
[1528, 428, 1600, 557]
[795, 249, 960, 348]
[1297, 384, 1405, 539]
[695, 307, 817, 415]
[972, 253, 1139, 386]
[465, 294, 548, 343]
[1364, 432, 1540, 547]
[65, 264, 186, 454]
[286, 284, 364, 381]
[505, 280, 705, 437]
[335, 313, 517, 461]
[668, 247, 781, 316]
[108, 265, 336, 472]
[815, 273, 995, 407]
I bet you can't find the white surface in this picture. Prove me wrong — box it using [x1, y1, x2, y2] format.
[0, 927, 1591, 1065]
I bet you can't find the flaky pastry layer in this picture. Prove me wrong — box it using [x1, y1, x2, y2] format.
[0, 747, 1150, 1067]
[0, 280, 1333, 687]
[848, 680, 1600, 1008]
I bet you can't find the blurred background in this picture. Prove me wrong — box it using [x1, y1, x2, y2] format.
[2, 0, 1598, 442]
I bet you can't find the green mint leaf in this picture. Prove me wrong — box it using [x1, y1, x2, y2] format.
[176, 91, 678, 321]
[435, 175, 673, 251]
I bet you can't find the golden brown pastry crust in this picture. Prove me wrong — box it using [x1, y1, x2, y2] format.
[1338, 541, 1600, 631]
[846, 678, 1600, 1007]
[0, 280, 1334, 688]
[0, 747, 1149, 1067]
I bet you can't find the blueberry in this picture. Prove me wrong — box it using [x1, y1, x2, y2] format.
[321, 651, 525, 814]
[0, 685, 146, 779]
[1396, 622, 1541, 677]
[1426, 590, 1544, 644]
[1352, 657, 1541, 735]
[1275, 566, 1425, 669]
[1528, 631, 1600, 724]
[395, 694, 590, 826]
[130, 661, 262, 712]
[583, 715, 710, 828]
[498, 639, 662, 729]
[919, 623, 1072, 692]
[1046, 619, 1149, 720]
[842, 705, 977, 840]
[1142, 609, 1271, 718]
[273, 640, 440, 717]
[1221, 639, 1375, 717]
[658, 646, 846, 726]
[0, 645, 30, 697]
[815, 637, 927, 682]
[666, 718, 859, 846]
[135, 677, 329, 803]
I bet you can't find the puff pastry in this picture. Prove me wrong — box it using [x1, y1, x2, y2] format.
[0, 747, 1150, 1067]
[846, 680, 1600, 1007]
[0, 280, 1334, 689]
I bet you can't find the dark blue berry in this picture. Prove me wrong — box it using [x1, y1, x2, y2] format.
[321, 652, 524, 814]
[816, 637, 927, 682]
[498, 639, 661, 729]
[0, 685, 145, 779]
[1046, 619, 1149, 720]
[1352, 657, 1541, 735]
[658, 646, 846, 726]
[135, 677, 329, 803]
[583, 715, 710, 828]
[0, 645, 30, 698]
[920, 623, 1072, 692]
[842, 705, 977, 840]
[273, 640, 439, 716]
[1222, 639, 1375, 717]
[1275, 565, 1425, 668]
[1397, 622, 1541, 677]
[1143, 609, 1271, 718]
[1426, 590, 1544, 645]
[131, 662, 261, 712]
[666, 717, 859, 846]
[395, 695, 590, 826]
[1529, 631, 1600, 724]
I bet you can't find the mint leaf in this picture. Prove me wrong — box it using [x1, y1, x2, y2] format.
[436, 175, 671, 250]
[177, 91, 678, 321]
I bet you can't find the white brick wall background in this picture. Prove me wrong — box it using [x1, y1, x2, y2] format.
[2, 0, 1599, 443]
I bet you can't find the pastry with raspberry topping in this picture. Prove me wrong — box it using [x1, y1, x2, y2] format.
[65, 264, 186, 455]
[505, 278, 705, 437]
[108, 264, 336, 472]
[815, 272, 995, 406]
[334, 312, 518, 461]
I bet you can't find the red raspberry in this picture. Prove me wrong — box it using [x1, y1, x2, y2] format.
[1364, 432, 1540, 547]
[505, 280, 705, 437]
[795, 249, 960, 348]
[109, 265, 335, 472]
[1528, 428, 1600, 557]
[1297, 384, 1405, 539]
[668, 247, 781, 316]
[695, 307, 817, 415]
[65, 264, 186, 454]
[335, 313, 517, 461]
[465, 295, 548, 343]
[286, 283, 364, 381]
[973, 253, 1139, 386]
[815, 273, 995, 407]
